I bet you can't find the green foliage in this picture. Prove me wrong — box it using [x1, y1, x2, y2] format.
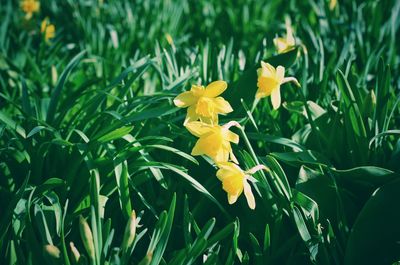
[1, 0, 399, 264]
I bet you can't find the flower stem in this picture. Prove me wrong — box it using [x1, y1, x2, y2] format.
[236, 124, 272, 192]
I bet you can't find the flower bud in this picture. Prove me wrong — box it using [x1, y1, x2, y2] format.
[69, 241, 81, 263]
[43, 244, 60, 259]
[79, 215, 95, 261]
[121, 210, 136, 253]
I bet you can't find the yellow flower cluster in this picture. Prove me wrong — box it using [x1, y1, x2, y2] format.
[174, 81, 257, 209]
[174, 20, 300, 209]
[20, 1, 56, 43]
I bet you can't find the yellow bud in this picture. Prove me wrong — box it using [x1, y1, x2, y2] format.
[51, 65, 58, 86]
[165, 33, 174, 45]
[79, 215, 95, 261]
[69, 242, 81, 263]
[43, 244, 60, 259]
[370, 89, 376, 106]
[121, 210, 137, 253]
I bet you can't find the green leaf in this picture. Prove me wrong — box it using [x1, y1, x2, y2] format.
[0, 175, 29, 243]
[46, 50, 86, 124]
[270, 150, 331, 167]
[369, 129, 400, 148]
[114, 160, 132, 219]
[344, 178, 400, 264]
[96, 126, 133, 143]
[336, 70, 367, 138]
[247, 132, 306, 152]
[0, 110, 26, 138]
[264, 155, 292, 201]
[149, 194, 176, 265]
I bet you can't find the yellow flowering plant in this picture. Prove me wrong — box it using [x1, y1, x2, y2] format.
[185, 121, 239, 163]
[20, 0, 40, 20]
[41, 18, 56, 42]
[174, 80, 233, 125]
[256, 61, 300, 109]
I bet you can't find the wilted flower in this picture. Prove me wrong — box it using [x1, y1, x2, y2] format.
[256, 62, 300, 109]
[41, 18, 55, 42]
[185, 121, 239, 163]
[216, 162, 255, 209]
[174, 81, 233, 125]
[273, 17, 295, 54]
[21, 0, 40, 19]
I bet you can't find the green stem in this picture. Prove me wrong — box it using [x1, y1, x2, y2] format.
[237, 124, 272, 192]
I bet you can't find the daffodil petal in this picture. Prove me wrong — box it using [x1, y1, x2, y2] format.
[203, 81, 227, 98]
[213, 97, 233, 114]
[230, 149, 239, 164]
[216, 168, 231, 181]
[199, 115, 217, 125]
[191, 141, 204, 156]
[255, 90, 268, 99]
[228, 194, 239, 204]
[174, 91, 197, 108]
[243, 180, 255, 209]
[223, 130, 239, 144]
[192, 135, 215, 156]
[217, 161, 242, 174]
[190, 85, 205, 97]
[214, 147, 229, 163]
[287, 32, 295, 46]
[271, 87, 281, 110]
[184, 106, 199, 125]
[185, 121, 212, 137]
[276, 66, 285, 83]
[274, 37, 289, 53]
[260, 62, 276, 77]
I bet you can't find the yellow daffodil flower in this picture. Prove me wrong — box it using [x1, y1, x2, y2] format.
[41, 18, 55, 42]
[185, 121, 239, 163]
[273, 17, 295, 54]
[21, 0, 40, 20]
[174, 81, 233, 125]
[216, 162, 255, 209]
[256, 61, 300, 109]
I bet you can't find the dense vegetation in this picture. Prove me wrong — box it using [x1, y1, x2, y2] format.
[1, 0, 399, 264]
